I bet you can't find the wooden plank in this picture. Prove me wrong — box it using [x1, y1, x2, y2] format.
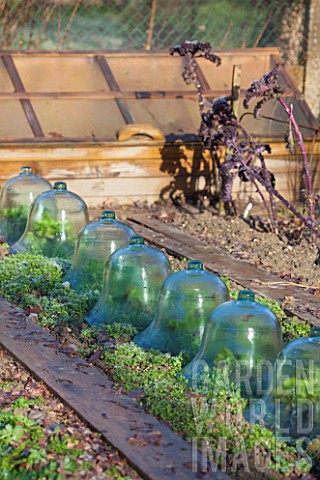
[0, 176, 301, 207]
[0, 298, 229, 480]
[127, 214, 320, 327]
[95, 55, 134, 124]
[0, 48, 281, 57]
[0, 131, 305, 143]
[0, 145, 166, 164]
[0, 159, 316, 206]
[1, 55, 44, 137]
[0, 143, 316, 205]
[0, 142, 166, 157]
[0, 140, 315, 156]
[0, 159, 166, 180]
[0, 89, 252, 100]
[55, 177, 177, 199]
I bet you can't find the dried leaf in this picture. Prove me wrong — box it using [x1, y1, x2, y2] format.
[48, 131, 64, 138]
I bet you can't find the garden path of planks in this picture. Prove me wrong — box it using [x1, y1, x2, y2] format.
[0, 298, 229, 480]
[127, 214, 320, 327]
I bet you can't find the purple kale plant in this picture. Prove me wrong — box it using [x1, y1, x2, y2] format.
[244, 63, 318, 237]
[243, 64, 284, 117]
[170, 40, 319, 241]
[169, 41, 221, 116]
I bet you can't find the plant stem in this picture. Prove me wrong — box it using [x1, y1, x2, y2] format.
[189, 58, 205, 115]
[238, 159, 320, 240]
[278, 97, 315, 222]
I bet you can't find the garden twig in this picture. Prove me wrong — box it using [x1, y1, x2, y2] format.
[252, 279, 315, 289]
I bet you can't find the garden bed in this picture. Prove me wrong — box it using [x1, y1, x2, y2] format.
[1, 198, 320, 479]
[116, 200, 320, 292]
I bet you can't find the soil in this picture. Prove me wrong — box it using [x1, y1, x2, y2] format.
[111, 200, 320, 291]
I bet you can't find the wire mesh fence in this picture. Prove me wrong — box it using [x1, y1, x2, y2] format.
[0, 0, 307, 63]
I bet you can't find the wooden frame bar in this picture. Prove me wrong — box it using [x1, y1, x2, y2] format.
[95, 55, 134, 124]
[1, 54, 44, 137]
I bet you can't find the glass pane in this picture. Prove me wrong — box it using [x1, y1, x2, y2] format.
[15, 56, 109, 92]
[32, 99, 125, 138]
[0, 101, 33, 137]
[107, 55, 195, 91]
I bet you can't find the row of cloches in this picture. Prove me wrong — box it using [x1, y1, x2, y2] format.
[0, 167, 89, 258]
[1, 167, 319, 439]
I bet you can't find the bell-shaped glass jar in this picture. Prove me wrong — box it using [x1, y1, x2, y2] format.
[252, 327, 320, 438]
[85, 236, 172, 328]
[0, 166, 52, 245]
[9, 182, 88, 259]
[134, 260, 229, 363]
[63, 210, 136, 292]
[181, 290, 282, 399]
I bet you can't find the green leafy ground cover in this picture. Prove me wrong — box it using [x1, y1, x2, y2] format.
[0, 205, 29, 244]
[0, 348, 141, 480]
[9, 215, 77, 259]
[0, 250, 318, 478]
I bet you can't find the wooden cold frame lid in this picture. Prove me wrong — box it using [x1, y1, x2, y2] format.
[0, 49, 317, 143]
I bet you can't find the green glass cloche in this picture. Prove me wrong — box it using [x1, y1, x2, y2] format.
[253, 327, 320, 438]
[85, 236, 172, 328]
[181, 290, 282, 398]
[63, 210, 136, 292]
[9, 181, 88, 259]
[0, 166, 52, 245]
[134, 260, 229, 363]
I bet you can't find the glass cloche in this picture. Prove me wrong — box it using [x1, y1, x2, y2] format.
[134, 260, 229, 362]
[0, 166, 52, 245]
[9, 181, 88, 259]
[253, 327, 320, 438]
[181, 290, 283, 398]
[85, 236, 172, 328]
[63, 210, 136, 292]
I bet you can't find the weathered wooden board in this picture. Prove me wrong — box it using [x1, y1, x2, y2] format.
[61, 177, 175, 202]
[0, 298, 229, 480]
[127, 214, 320, 327]
[0, 140, 319, 205]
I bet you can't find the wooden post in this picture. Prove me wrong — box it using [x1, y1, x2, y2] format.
[231, 64, 242, 119]
[304, 0, 320, 121]
[145, 0, 157, 50]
